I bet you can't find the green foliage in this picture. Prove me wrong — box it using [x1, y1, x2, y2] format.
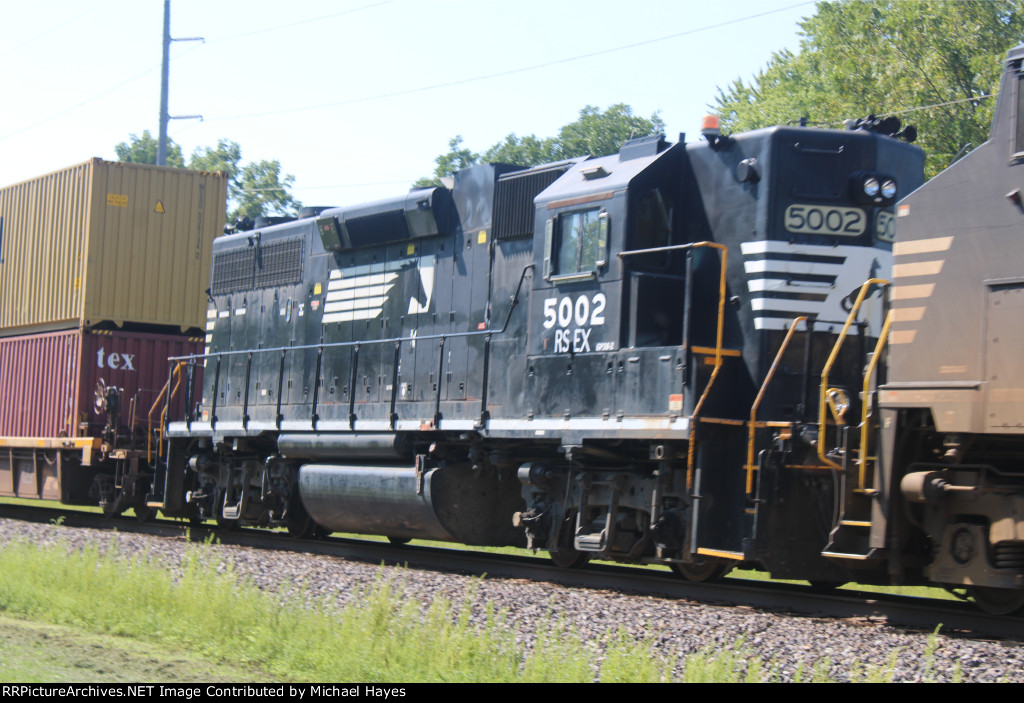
[115, 134, 300, 221]
[552, 104, 666, 162]
[114, 130, 184, 168]
[517, 615, 593, 682]
[714, 0, 1024, 178]
[598, 627, 676, 683]
[188, 138, 242, 181]
[851, 648, 901, 683]
[682, 642, 757, 682]
[792, 656, 834, 683]
[482, 133, 554, 168]
[412, 136, 480, 188]
[416, 104, 664, 186]
[231, 158, 299, 221]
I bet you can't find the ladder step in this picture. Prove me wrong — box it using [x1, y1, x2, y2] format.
[696, 547, 746, 561]
[839, 520, 872, 528]
[821, 550, 876, 561]
[574, 532, 606, 552]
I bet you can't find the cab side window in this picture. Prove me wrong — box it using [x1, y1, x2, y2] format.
[545, 208, 608, 279]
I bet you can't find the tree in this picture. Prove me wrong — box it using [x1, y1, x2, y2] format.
[481, 133, 556, 168]
[232, 159, 299, 220]
[188, 140, 298, 219]
[114, 130, 184, 168]
[551, 104, 665, 161]
[415, 104, 664, 186]
[714, 0, 1024, 178]
[114, 134, 301, 220]
[189, 139, 242, 185]
[413, 136, 480, 188]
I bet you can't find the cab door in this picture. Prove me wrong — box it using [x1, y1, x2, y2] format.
[526, 199, 620, 420]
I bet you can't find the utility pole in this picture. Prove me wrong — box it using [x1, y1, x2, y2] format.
[157, 0, 170, 165]
[157, 0, 203, 166]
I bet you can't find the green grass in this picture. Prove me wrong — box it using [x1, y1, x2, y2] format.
[0, 537, 693, 682]
[0, 536, 966, 682]
[0, 495, 956, 602]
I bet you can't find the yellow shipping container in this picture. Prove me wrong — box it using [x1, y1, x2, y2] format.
[0, 158, 227, 335]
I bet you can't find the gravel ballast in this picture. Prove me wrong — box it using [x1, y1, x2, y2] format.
[3, 518, 1022, 682]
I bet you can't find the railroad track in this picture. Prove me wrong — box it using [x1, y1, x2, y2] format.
[2, 501, 1021, 641]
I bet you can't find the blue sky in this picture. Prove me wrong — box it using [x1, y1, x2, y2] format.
[0, 0, 814, 207]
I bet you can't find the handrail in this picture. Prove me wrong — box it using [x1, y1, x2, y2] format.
[168, 263, 535, 364]
[746, 316, 807, 495]
[858, 308, 893, 490]
[168, 263, 536, 431]
[148, 361, 186, 463]
[619, 242, 728, 492]
[817, 278, 890, 470]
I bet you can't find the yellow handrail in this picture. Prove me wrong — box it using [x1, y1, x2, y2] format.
[686, 242, 729, 492]
[817, 278, 890, 470]
[147, 361, 186, 463]
[746, 316, 807, 495]
[858, 309, 893, 490]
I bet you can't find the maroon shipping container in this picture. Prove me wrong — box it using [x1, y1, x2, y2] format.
[0, 328, 203, 438]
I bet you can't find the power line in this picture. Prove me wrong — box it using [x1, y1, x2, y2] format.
[0, 1, 388, 143]
[210, 1, 393, 42]
[215, 1, 815, 122]
[0, 42, 205, 143]
[0, 1, 112, 59]
[891, 92, 995, 117]
[806, 92, 996, 129]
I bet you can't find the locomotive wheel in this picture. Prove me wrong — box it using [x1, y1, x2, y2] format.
[970, 586, 1024, 615]
[670, 558, 730, 583]
[549, 548, 590, 569]
[286, 517, 314, 538]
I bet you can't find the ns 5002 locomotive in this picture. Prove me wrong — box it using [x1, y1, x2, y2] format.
[145, 110, 932, 588]
[123, 43, 1024, 613]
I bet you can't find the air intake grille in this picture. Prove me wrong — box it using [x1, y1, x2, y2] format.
[211, 238, 304, 295]
[256, 238, 304, 288]
[493, 167, 568, 240]
[211, 248, 255, 295]
[346, 209, 409, 248]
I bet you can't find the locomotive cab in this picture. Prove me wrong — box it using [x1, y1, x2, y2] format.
[524, 135, 704, 422]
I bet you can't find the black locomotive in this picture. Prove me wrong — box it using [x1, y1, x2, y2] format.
[148, 106, 927, 583]
[117, 41, 1024, 614]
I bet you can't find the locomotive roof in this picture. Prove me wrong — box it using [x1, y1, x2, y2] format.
[533, 140, 677, 207]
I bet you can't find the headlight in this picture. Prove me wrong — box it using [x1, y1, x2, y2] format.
[881, 179, 897, 199]
[863, 177, 880, 197]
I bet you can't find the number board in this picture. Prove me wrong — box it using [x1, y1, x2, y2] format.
[784, 204, 865, 237]
[875, 210, 896, 242]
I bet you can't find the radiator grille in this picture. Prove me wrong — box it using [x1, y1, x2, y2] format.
[211, 237, 304, 295]
[493, 167, 568, 240]
[346, 209, 409, 248]
[255, 238, 304, 288]
[211, 247, 255, 295]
